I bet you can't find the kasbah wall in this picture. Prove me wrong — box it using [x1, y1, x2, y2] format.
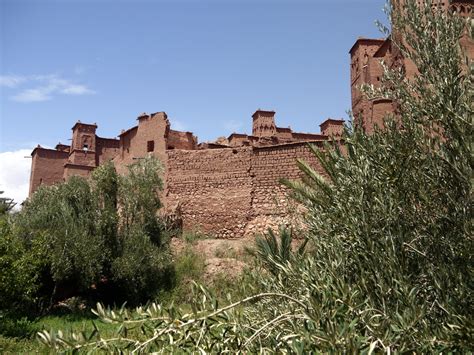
[28, 0, 473, 238]
[29, 109, 339, 239]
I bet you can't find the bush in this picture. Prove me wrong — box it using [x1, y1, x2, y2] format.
[4, 156, 172, 315]
[0, 317, 38, 339]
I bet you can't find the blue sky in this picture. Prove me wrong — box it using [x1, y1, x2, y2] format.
[1, 0, 387, 151]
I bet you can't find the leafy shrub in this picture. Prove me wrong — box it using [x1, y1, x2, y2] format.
[160, 246, 206, 304]
[4, 156, 172, 314]
[0, 317, 38, 339]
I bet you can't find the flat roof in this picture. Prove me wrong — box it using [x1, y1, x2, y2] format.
[71, 121, 98, 131]
[349, 37, 386, 54]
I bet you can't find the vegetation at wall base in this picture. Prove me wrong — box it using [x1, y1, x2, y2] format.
[0, 156, 173, 319]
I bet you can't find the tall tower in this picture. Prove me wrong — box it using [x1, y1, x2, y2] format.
[68, 121, 97, 167]
[252, 110, 277, 137]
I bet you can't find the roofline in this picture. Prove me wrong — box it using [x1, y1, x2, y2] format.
[31, 146, 69, 156]
[228, 133, 248, 139]
[118, 125, 138, 137]
[253, 140, 326, 150]
[373, 37, 392, 57]
[169, 129, 195, 135]
[252, 109, 276, 118]
[320, 118, 345, 128]
[96, 136, 120, 141]
[71, 122, 98, 131]
[292, 132, 327, 139]
[349, 38, 386, 54]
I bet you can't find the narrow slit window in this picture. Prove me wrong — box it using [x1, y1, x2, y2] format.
[147, 140, 155, 152]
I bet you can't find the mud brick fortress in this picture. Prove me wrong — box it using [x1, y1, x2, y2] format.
[29, 110, 343, 238]
[29, 0, 472, 238]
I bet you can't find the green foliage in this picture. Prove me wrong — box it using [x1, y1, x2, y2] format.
[0, 317, 39, 339]
[36, 1, 474, 352]
[17, 177, 107, 295]
[2, 156, 171, 316]
[181, 230, 207, 245]
[159, 246, 206, 304]
[0, 191, 15, 215]
[247, 227, 307, 276]
[0, 217, 47, 315]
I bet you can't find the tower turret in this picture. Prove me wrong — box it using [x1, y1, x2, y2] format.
[68, 121, 97, 167]
[252, 110, 277, 137]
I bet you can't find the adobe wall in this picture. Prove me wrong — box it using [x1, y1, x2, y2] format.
[113, 112, 170, 175]
[167, 130, 197, 150]
[63, 164, 94, 179]
[166, 147, 253, 238]
[246, 142, 325, 236]
[166, 142, 325, 238]
[29, 148, 68, 195]
[96, 137, 120, 165]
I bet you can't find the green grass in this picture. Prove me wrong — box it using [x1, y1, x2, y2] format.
[0, 312, 118, 353]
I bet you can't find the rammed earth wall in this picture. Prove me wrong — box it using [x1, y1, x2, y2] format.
[165, 141, 326, 238]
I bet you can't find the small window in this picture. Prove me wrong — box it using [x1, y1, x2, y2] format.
[147, 140, 155, 152]
[83, 144, 89, 151]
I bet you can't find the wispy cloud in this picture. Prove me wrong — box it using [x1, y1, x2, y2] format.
[12, 87, 54, 102]
[0, 149, 32, 208]
[0, 75, 27, 88]
[1, 73, 95, 103]
[60, 84, 94, 95]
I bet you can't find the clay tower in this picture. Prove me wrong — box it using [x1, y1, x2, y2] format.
[68, 121, 97, 167]
[252, 110, 277, 137]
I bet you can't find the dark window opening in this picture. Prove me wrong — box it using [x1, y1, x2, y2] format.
[83, 144, 89, 150]
[167, 145, 175, 150]
[147, 140, 155, 152]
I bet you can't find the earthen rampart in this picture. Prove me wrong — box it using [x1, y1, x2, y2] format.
[166, 141, 327, 238]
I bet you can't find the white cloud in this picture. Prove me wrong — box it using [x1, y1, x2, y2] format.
[0, 75, 27, 88]
[0, 149, 32, 208]
[11, 87, 54, 102]
[2, 73, 95, 103]
[60, 84, 95, 95]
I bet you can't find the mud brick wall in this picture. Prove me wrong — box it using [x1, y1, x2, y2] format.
[166, 147, 253, 238]
[167, 130, 196, 150]
[29, 148, 68, 195]
[96, 137, 120, 165]
[166, 142, 325, 238]
[246, 142, 325, 236]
